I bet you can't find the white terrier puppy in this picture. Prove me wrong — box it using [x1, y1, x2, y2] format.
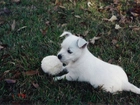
[54, 31, 140, 94]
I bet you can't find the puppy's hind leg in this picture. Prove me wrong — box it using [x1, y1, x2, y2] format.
[53, 73, 76, 81]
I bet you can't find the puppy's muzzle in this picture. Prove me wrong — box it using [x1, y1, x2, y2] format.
[57, 54, 62, 60]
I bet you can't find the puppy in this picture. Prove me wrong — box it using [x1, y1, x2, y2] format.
[54, 31, 140, 94]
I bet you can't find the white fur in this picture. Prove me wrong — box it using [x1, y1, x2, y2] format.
[54, 31, 140, 94]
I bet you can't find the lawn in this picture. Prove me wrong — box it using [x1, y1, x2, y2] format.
[0, 0, 140, 104]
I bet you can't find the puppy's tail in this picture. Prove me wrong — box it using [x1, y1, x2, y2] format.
[123, 82, 140, 94]
[60, 31, 72, 37]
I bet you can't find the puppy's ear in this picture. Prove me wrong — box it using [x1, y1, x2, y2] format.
[60, 31, 72, 37]
[77, 38, 88, 48]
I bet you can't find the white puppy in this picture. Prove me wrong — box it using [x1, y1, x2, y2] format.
[54, 31, 140, 94]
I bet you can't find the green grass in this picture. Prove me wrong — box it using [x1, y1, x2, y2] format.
[0, 0, 140, 104]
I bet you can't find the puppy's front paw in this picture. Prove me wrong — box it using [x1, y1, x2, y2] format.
[53, 77, 59, 81]
[53, 75, 67, 81]
[53, 76, 64, 81]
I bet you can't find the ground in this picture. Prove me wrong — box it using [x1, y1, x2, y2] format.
[0, 0, 140, 104]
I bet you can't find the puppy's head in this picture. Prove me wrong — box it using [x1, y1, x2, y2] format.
[57, 31, 88, 64]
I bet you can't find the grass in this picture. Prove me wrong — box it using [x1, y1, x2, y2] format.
[0, 0, 140, 104]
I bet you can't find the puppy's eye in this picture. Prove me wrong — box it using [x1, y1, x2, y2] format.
[67, 49, 72, 54]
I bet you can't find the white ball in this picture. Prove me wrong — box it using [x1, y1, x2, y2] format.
[41, 55, 63, 75]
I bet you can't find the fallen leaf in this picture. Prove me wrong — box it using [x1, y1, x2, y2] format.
[18, 93, 26, 99]
[0, 70, 10, 80]
[69, 0, 76, 5]
[87, 2, 93, 7]
[112, 39, 118, 45]
[108, 59, 114, 64]
[119, 15, 126, 24]
[0, 1, 6, 5]
[90, 37, 100, 45]
[61, 23, 67, 27]
[98, 6, 104, 12]
[0, 7, 11, 15]
[99, 6, 103, 10]
[74, 15, 81, 18]
[12, 72, 21, 79]
[131, 12, 139, 17]
[129, 25, 140, 31]
[0, 44, 8, 51]
[55, 0, 62, 6]
[0, 45, 4, 50]
[135, 0, 140, 4]
[11, 0, 20, 4]
[4, 70, 10, 74]
[55, 0, 59, 5]
[80, 21, 88, 27]
[130, 5, 140, 17]
[11, 20, 16, 31]
[104, 4, 116, 12]
[17, 26, 27, 32]
[0, 44, 8, 48]
[32, 82, 39, 89]
[45, 21, 50, 26]
[23, 70, 39, 76]
[98, 56, 102, 60]
[0, 20, 4, 25]
[73, 0, 77, 6]
[127, 5, 140, 20]
[83, 30, 89, 36]
[59, 5, 66, 9]
[102, 18, 109, 21]
[80, 7, 92, 13]
[40, 27, 48, 36]
[115, 24, 121, 30]
[113, 0, 119, 4]
[108, 15, 117, 22]
[5, 79, 16, 84]
[69, 0, 72, 3]
[132, 27, 140, 31]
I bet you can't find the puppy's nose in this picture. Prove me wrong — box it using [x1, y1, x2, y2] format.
[57, 54, 62, 60]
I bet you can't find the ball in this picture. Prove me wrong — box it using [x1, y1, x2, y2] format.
[41, 55, 63, 75]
